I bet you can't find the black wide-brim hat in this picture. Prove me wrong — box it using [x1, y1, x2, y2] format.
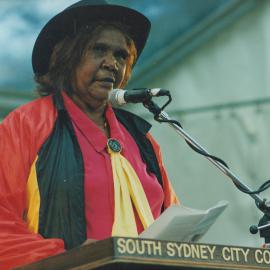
[32, 0, 151, 75]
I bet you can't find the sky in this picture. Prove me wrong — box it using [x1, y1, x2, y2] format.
[0, 0, 76, 91]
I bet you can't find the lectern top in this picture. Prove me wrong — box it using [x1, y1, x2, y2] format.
[15, 237, 270, 270]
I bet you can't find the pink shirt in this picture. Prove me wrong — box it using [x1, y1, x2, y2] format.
[63, 93, 164, 240]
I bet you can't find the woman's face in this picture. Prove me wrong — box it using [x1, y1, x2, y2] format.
[71, 27, 130, 112]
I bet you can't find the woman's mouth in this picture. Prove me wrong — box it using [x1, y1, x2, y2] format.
[96, 77, 115, 88]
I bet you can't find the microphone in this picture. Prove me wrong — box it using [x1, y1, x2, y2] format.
[109, 88, 170, 106]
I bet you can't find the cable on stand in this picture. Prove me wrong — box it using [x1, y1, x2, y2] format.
[142, 90, 270, 246]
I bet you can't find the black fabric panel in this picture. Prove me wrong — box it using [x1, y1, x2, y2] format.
[36, 96, 86, 250]
[114, 108, 163, 188]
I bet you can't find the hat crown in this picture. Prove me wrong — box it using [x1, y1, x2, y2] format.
[67, 0, 108, 10]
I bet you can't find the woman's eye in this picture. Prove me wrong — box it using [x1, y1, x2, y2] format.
[92, 44, 107, 55]
[116, 51, 128, 61]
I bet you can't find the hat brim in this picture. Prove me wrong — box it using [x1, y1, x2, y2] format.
[32, 4, 150, 75]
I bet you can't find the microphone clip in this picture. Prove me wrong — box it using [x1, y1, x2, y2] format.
[250, 213, 270, 244]
[142, 88, 172, 119]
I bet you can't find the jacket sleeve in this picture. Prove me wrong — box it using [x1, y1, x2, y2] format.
[146, 132, 180, 208]
[0, 107, 65, 270]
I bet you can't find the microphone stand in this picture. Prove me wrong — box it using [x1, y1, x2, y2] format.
[143, 99, 270, 246]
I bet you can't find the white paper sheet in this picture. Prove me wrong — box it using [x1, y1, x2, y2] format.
[140, 200, 228, 242]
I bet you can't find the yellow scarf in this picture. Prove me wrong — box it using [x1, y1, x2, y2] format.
[107, 138, 154, 237]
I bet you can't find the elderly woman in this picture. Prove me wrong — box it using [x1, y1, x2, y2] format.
[0, 0, 179, 269]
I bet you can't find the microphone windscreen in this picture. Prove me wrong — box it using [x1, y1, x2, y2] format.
[108, 89, 126, 107]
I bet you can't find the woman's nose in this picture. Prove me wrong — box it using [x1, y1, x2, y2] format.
[102, 53, 118, 71]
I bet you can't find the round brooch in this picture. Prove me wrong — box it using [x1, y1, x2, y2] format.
[107, 138, 122, 153]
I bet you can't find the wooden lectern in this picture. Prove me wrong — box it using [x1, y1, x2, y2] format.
[15, 237, 270, 270]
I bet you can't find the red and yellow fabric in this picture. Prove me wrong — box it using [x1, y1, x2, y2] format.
[0, 95, 179, 270]
[0, 97, 65, 270]
[107, 138, 155, 236]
